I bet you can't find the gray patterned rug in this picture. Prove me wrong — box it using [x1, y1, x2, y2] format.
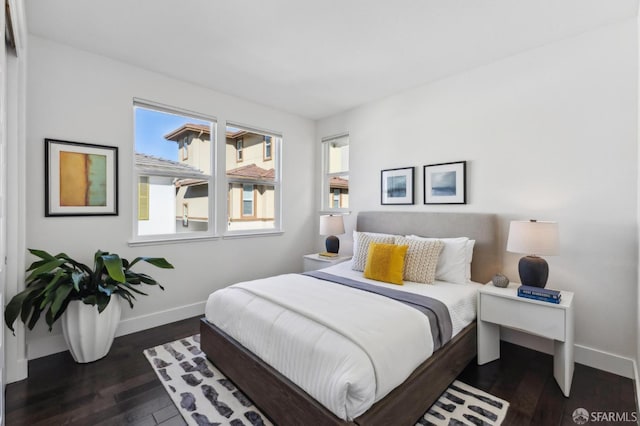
[144, 335, 509, 426]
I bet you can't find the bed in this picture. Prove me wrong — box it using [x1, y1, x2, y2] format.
[200, 211, 500, 425]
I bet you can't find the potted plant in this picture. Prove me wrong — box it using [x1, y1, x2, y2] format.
[4, 248, 174, 363]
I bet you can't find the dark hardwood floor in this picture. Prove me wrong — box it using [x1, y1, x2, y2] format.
[6, 317, 637, 425]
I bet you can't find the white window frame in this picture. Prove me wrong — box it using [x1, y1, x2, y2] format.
[225, 122, 282, 237]
[130, 98, 218, 246]
[321, 133, 349, 213]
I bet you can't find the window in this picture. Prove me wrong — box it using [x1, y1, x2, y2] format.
[133, 101, 216, 241]
[333, 188, 340, 209]
[242, 184, 254, 216]
[322, 134, 349, 211]
[181, 136, 189, 160]
[236, 139, 243, 162]
[226, 124, 281, 233]
[264, 136, 272, 160]
[182, 203, 189, 227]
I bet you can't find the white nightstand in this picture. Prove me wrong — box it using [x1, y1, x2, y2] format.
[477, 283, 575, 397]
[303, 253, 352, 272]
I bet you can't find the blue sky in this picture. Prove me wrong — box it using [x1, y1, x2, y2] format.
[135, 107, 210, 161]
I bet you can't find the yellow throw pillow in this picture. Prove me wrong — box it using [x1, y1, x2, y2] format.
[363, 243, 409, 285]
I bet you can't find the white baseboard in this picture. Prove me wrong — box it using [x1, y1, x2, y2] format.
[501, 329, 635, 379]
[27, 301, 206, 361]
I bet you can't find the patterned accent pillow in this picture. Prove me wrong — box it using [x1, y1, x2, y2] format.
[396, 236, 444, 284]
[363, 243, 409, 285]
[352, 232, 396, 271]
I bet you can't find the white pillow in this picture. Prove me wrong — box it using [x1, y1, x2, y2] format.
[406, 235, 470, 284]
[465, 240, 476, 281]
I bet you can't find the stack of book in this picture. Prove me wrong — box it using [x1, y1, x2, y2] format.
[517, 285, 561, 304]
[318, 252, 339, 258]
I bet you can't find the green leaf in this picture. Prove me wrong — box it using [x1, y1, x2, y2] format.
[96, 293, 111, 313]
[28, 248, 56, 261]
[45, 307, 55, 331]
[121, 282, 148, 296]
[20, 285, 46, 323]
[25, 258, 66, 282]
[4, 285, 42, 333]
[38, 269, 67, 309]
[115, 289, 134, 308]
[101, 254, 125, 283]
[27, 308, 42, 330]
[127, 257, 174, 270]
[83, 295, 98, 305]
[51, 283, 74, 318]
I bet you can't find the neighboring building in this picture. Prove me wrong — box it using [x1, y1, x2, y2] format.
[135, 153, 209, 235]
[329, 176, 349, 209]
[141, 124, 281, 232]
[225, 128, 276, 230]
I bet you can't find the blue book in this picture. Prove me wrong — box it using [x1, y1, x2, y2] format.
[518, 292, 561, 304]
[518, 285, 561, 299]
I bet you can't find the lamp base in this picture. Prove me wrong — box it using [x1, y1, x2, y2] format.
[518, 255, 549, 288]
[325, 236, 340, 254]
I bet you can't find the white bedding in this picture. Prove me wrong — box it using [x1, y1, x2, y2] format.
[205, 261, 482, 420]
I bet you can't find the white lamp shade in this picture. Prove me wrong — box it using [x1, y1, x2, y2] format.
[506, 220, 559, 256]
[319, 215, 345, 236]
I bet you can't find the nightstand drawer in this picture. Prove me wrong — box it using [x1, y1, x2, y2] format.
[480, 294, 565, 341]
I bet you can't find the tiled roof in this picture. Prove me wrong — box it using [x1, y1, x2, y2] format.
[164, 124, 211, 141]
[329, 176, 349, 189]
[164, 123, 250, 141]
[135, 153, 208, 179]
[226, 164, 275, 180]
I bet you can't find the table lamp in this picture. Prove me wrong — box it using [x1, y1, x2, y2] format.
[319, 215, 345, 254]
[506, 220, 559, 288]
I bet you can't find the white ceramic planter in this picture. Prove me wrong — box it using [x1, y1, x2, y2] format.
[61, 299, 122, 363]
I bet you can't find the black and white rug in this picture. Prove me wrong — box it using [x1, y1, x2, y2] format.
[144, 335, 509, 426]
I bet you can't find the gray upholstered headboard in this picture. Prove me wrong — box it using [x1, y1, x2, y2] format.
[356, 211, 500, 284]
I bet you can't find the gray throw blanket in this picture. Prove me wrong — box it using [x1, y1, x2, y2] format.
[303, 270, 453, 350]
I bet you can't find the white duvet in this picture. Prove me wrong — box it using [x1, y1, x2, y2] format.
[205, 261, 482, 420]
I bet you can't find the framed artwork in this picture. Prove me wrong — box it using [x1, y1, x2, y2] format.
[423, 161, 466, 204]
[381, 167, 414, 205]
[45, 139, 119, 216]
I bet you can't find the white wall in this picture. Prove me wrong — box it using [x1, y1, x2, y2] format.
[139, 177, 177, 236]
[318, 19, 639, 376]
[22, 35, 317, 360]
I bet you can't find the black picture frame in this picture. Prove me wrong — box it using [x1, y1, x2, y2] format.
[423, 161, 466, 205]
[381, 167, 415, 205]
[45, 138, 119, 216]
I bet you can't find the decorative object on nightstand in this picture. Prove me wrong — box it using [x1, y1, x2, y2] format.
[319, 214, 345, 254]
[506, 220, 559, 288]
[491, 273, 509, 288]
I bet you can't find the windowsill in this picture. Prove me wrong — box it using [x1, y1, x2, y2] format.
[128, 234, 220, 247]
[223, 230, 284, 239]
[319, 209, 352, 215]
[128, 229, 283, 245]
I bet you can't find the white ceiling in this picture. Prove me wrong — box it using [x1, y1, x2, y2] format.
[26, 0, 638, 120]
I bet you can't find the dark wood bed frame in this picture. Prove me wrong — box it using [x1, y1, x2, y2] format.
[200, 212, 499, 426]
